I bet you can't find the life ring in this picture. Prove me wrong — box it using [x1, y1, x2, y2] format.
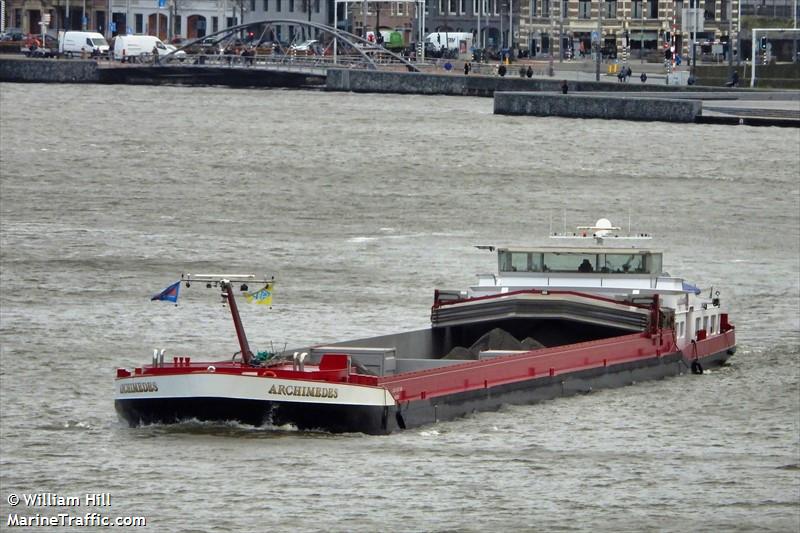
[262, 370, 276, 377]
[207, 365, 216, 373]
[691, 361, 703, 375]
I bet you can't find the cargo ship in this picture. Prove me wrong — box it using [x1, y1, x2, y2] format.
[115, 219, 736, 434]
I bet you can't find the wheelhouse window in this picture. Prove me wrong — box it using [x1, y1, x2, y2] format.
[499, 250, 661, 274]
[601, 253, 645, 273]
[542, 252, 597, 272]
[500, 251, 533, 272]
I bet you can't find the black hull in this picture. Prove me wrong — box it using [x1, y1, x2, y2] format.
[115, 397, 389, 434]
[116, 348, 733, 435]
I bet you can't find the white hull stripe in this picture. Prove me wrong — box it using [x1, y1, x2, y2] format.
[115, 374, 395, 407]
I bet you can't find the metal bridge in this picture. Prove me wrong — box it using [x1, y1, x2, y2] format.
[158, 19, 421, 75]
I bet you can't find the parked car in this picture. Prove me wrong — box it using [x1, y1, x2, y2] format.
[1, 28, 25, 41]
[21, 34, 58, 57]
[290, 39, 320, 55]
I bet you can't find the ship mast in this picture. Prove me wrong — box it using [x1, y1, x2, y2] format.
[182, 273, 273, 366]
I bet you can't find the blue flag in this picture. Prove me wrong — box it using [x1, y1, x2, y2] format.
[682, 281, 702, 295]
[152, 281, 181, 303]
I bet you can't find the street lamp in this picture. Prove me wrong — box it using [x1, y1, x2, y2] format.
[559, 0, 563, 62]
[640, 0, 644, 63]
[595, 0, 602, 81]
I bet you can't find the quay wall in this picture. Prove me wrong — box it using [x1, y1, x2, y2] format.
[325, 68, 725, 97]
[0, 57, 100, 83]
[493, 92, 702, 123]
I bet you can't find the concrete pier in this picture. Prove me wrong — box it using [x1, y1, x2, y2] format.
[0, 56, 100, 83]
[494, 92, 703, 123]
[324, 68, 718, 97]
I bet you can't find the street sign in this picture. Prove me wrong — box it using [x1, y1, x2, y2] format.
[591, 31, 599, 43]
[158, 0, 166, 7]
[42, 13, 51, 24]
[110, 21, 116, 32]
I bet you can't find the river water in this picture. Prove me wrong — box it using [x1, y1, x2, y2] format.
[1, 83, 798, 532]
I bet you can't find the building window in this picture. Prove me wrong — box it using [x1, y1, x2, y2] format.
[251, 0, 256, 11]
[562, 0, 568, 18]
[276, 0, 282, 11]
[449, 0, 457, 14]
[647, 0, 657, 19]
[263, 0, 269, 10]
[632, 0, 642, 18]
[542, 0, 550, 17]
[579, 0, 590, 18]
[289, 24, 295, 38]
[315, 0, 320, 12]
[290, 0, 295, 11]
[705, 0, 716, 20]
[531, 0, 537, 16]
[135, 13, 143, 33]
[212, 16, 218, 32]
[175, 16, 181, 34]
[460, 0, 466, 14]
[604, 0, 616, 18]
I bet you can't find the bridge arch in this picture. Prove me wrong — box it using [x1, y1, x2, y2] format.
[170, 19, 420, 72]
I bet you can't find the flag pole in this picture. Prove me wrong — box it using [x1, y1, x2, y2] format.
[180, 273, 273, 365]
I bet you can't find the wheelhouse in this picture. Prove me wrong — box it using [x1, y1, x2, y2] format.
[498, 247, 663, 276]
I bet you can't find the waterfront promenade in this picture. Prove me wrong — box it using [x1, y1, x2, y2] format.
[2, 54, 797, 126]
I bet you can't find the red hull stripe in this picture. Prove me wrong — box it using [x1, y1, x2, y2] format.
[379, 329, 735, 403]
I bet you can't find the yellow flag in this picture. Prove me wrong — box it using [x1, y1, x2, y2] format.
[244, 283, 273, 305]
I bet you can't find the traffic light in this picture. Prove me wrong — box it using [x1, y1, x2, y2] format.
[760, 36, 767, 49]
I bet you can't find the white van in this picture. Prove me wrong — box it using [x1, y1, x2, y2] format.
[59, 31, 109, 57]
[426, 32, 473, 53]
[113, 34, 185, 62]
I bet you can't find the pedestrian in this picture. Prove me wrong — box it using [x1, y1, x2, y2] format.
[626, 65, 632, 81]
[519, 64, 526, 78]
[526, 65, 533, 78]
[561, 80, 568, 94]
[640, 72, 647, 83]
[464, 61, 471, 75]
[498, 64, 507, 77]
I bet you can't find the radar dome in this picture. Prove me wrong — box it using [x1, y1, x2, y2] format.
[594, 218, 613, 236]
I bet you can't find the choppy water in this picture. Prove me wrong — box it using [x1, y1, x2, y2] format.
[1, 83, 798, 532]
